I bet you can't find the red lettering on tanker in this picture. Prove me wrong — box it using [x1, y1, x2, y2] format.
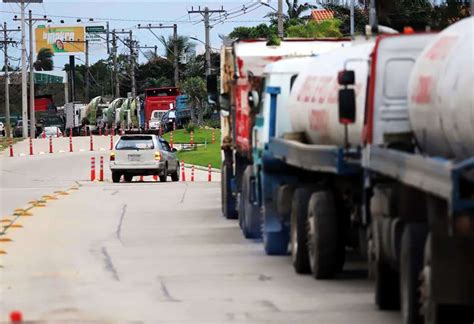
[412, 76, 433, 104]
[424, 36, 458, 61]
[309, 110, 329, 136]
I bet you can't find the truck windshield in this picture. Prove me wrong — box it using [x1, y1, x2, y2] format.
[116, 136, 155, 150]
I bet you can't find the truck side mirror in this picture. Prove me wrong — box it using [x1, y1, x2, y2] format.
[338, 70, 355, 85]
[338, 89, 356, 124]
[219, 94, 230, 112]
[248, 90, 260, 113]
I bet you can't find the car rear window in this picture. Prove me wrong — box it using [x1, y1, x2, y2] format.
[116, 136, 155, 150]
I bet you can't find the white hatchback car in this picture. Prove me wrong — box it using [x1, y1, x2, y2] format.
[109, 134, 179, 183]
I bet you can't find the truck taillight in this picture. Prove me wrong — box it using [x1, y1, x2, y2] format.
[155, 152, 163, 161]
[110, 152, 115, 161]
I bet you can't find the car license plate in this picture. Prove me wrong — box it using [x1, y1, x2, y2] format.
[128, 154, 141, 162]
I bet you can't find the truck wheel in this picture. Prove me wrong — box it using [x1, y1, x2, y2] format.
[242, 166, 261, 239]
[375, 257, 400, 310]
[171, 163, 180, 182]
[238, 191, 246, 230]
[160, 165, 168, 182]
[263, 230, 289, 255]
[291, 187, 314, 274]
[307, 190, 339, 279]
[222, 162, 237, 219]
[400, 223, 428, 324]
[420, 234, 438, 324]
[124, 173, 133, 183]
[112, 171, 121, 183]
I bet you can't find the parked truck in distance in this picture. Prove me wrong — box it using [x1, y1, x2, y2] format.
[144, 87, 180, 129]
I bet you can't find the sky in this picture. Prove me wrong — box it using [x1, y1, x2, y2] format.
[1, 0, 286, 71]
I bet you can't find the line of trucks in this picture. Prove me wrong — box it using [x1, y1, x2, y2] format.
[63, 87, 194, 135]
[213, 17, 473, 324]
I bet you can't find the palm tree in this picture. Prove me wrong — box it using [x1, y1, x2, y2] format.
[34, 48, 54, 71]
[158, 35, 196, 66]
[181, 76, 206, 125]
[266, 0, 316, 21]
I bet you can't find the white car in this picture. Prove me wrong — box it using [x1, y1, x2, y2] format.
[109, 134, 179, 183]
[0, 122, 4, 136]
[39, 126, 62, 138]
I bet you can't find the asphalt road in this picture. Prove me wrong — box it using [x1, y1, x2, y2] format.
[0, 136, 401, 323]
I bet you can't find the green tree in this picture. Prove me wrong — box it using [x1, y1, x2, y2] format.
[34, 48, 54, 71]
[286, 19, 343, 38]
[323, 4, 369, 35]
[181, 76, 206, 124]
[159, 36, 195, 66]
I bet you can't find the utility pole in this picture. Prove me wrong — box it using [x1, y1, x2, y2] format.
[188, 6, 226, 77]
[277, 0, 283, 39]
[350, 0, 355, 39]
[129, 30, 136, 97]
[112, 30, 119, 97]
[369, 0, 377, 31]
[21, 1, 28, 138]
[1, 22, 19, 138]
[138, 23, 180, 86]
[63, 39, 89, 101]
[5, 0, 43, 139]
[16, 10, 48, 138]
[112, 30, 130, 98]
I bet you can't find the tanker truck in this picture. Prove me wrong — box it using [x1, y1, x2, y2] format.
[218, 38, 351, 221]
[348, 18, 474, 323]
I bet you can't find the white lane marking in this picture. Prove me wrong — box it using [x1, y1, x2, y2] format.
[39, 152, 45, 155]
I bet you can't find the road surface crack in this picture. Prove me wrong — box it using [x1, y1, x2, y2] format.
[158, 277, 180, 302]
[180, 184, 188, 204]
[116, 204, 127, 244]
[101, 247, 120, 281]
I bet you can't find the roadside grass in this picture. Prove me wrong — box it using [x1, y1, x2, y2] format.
[177, 141, 221, 169]
[0, 137, 22, 152]
[162, 128, 221, 169]
[162, 128, 219, 144]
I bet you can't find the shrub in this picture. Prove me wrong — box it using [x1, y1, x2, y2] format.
[185, 121, 196, 133]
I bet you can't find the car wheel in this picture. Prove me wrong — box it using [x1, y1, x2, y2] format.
[171, 162, 180, 182]
[160, 165, 168, 182]
[124, 173, 133, 183]
[112, 171, 121, 183]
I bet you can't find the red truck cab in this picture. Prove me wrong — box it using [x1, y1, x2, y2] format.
[144, 87, 180, 127]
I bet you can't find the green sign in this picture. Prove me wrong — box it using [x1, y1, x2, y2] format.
[34, 73, 63, 85]
[86, 26, 105, 33]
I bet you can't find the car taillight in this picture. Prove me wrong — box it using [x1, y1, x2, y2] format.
[110, 152, 115, 161]
[155, 152, 162, 161]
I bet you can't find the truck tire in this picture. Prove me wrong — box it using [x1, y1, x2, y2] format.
[420, 234, 438, 324]
[238, 191, 246, 230]
[263, 230, 289, 255]
[222, 162, 237, 219]
[160, 165, 168, 182]
[375, 258, 400, 310]
[290, 187, 314, 274]
[171, 163, 180, 182]
[307, 190, 339, 279]
[124, 173, 133, 183]
[242, 166, 261, 239]
[112, 171, 121, 183]
[400, 223, 428, 324]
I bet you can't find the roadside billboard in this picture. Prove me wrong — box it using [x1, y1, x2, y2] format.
[35, 25, 86, 54]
